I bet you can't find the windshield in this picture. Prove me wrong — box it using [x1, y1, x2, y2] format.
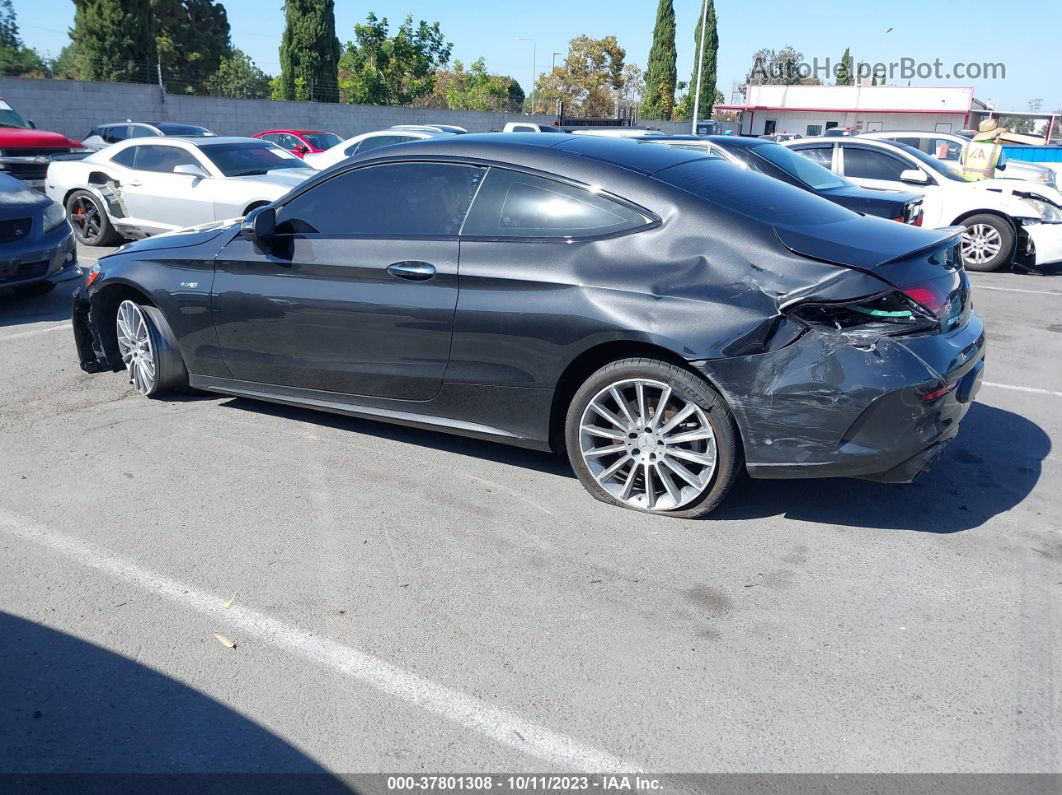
[156, 123, 214, 137]
[198, 142, 307, 176]
[302, 132, 342, 150]
[750, 143, 849, 190]
[0, 104, 30, 129]
[888, 141, 968, 182]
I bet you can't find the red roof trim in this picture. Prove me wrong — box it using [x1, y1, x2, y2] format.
[715, 105, 965, 115]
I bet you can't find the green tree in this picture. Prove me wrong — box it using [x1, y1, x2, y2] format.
[0, 0, 49, 76]
[417, 58, 522, 111]
[205, 48, 271, 98]
[744, 46, 818, 89]
[533, 35, 626, 118]
[153, 0, 231, 95]
[835, 47, 853, 85]
[279, 0, 341, 102]
[50, 44, 84, 79]
[70, 0, 156, 83]
[688, 0, 718, 120]
[641, 0, 676, 120]
[338, 13, 451, 105]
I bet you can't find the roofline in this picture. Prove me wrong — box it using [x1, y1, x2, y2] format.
[715, 105, 968, 115]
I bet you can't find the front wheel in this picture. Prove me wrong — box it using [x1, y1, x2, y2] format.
[115, 300, 188, 396]
[959, 214, 1014, 272]
[67, 190, 121, 247]
[565, 358, 742, 519]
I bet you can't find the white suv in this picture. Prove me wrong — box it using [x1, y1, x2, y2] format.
[782, 136, 1062, 271]
[303, 128, 454, 170]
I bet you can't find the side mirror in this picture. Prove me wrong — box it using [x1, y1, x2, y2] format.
[900, 168, 930, 185]
[241, 206, 275, 245]
[174, 163, 210, 178]
[295, 145, 309, 155]
[27, 119, 36, 129]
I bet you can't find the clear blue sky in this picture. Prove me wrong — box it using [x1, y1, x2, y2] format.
[15, 0, 1061, 111]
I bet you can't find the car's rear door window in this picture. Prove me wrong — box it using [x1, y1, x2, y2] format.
[461, 168, 651, 239]
[840, 146, 909, 181]
[276, 162, 485, 236]
[353, 134, 415, 155]
[110, 146, 139, 168]
[134, 145, 203, 174]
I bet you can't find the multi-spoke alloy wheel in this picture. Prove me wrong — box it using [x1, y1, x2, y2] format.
[960, 224, 1001, 267]
[567, 359, 741, 518]
[116, 300, 158, 395]
[65, 190, 119, 246]
[579, 378, 717, 511]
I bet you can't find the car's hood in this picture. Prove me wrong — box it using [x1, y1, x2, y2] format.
[774, 213, 963, 270]
[232, 169, 316, 188]
[0, 173, 50, 208]
[105, 219, 239, 257]
[0, 127, 82, 150]
[974, 178, 1062, 208]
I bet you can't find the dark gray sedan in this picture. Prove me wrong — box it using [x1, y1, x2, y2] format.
[0, 173, 79, 296]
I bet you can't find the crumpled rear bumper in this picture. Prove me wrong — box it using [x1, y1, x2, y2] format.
[695, 313, 986, 483]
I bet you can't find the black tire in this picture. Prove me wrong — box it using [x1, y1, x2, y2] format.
[66, 190, 121, 247]
[13, 281, 56, 297]
[958, 214, 1014, 272]
[114, 299, 188, 397]
[565, 357, 742, 519]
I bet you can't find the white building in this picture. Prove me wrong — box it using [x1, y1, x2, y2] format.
[717, 84, 987, 137]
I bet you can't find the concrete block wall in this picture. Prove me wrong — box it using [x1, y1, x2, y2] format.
[0, 76, 707, 141]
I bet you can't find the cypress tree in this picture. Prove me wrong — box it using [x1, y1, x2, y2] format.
[279, 0, 341, 102]
[689, 0, 717, 119]
[641, 0, 676, 120]
[152, 0, 232, 94]
[70, 0, 156, 83]
[836, 47, 853, 85]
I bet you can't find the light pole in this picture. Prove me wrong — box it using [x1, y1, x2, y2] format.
[552, 52, 562, 71]
[517, 37, 537, 114]
[691, 0, 710, 134]
[881, 26, 893, 84]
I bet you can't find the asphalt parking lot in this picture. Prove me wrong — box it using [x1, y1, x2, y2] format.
[1, 243, 1060, 775]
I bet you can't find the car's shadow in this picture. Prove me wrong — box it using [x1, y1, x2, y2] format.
[0, 278, 83, 328]
[715, 402, 1049, 533]
[0, 611, 351, 787]
[223, 398, 1044, 533]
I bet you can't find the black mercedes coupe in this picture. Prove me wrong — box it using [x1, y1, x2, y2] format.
[72, 134, 984, 518]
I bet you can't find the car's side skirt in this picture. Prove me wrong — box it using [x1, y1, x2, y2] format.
[188, 375, 556, 452]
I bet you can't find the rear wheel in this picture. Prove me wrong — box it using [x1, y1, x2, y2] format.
[115, 299, 187, 396]
[67, 190, 120, 247]
[565, 358, 742, 519]
[959, 214, 1014, 272]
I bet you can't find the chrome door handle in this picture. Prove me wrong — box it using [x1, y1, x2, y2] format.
[386, 261, 436, 281]
[127, 179, 143, 187]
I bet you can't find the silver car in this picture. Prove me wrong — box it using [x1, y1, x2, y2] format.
[80, 121, 216, 152]
[45, 137, 315, 245]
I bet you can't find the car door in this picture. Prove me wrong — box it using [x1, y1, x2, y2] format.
[211, 161, 485, 400]
[838, 143, 948, 227]
[117, 144, 218, 231]
[790, 143, 836, 171]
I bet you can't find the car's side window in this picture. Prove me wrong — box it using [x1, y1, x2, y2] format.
[354, 134, 413, 155]
[793, 144, 833, 169]
[462, 168, 650, 239]
[103, 125, 129, 143]
[841, 146, 908, 181]
[276, 162, 485, 236]
[110, 146, 138, 168]
[273, 133, 300, 151]
[134, 145, 203, 174]
[127, 125, 156, 139]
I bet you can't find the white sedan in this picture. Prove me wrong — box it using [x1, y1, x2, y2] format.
[303, 127, 453, 170]
[782, 136, 1062, 271]
[45, 136, 315, 246]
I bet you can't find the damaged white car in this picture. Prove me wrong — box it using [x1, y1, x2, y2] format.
[45, 137, 315, 245]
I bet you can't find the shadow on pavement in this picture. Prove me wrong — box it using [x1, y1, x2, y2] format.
[715, 402, 1049, 532]
[220, 397, 575, 479]
[0, 611, 349, 787]
[0, 278, 83, 329]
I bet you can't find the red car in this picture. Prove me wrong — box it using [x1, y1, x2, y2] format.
[252, 129, 342, 158]
[0, 96, 85, 191]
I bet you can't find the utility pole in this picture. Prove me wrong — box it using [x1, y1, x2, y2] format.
[691, 0, 709, 134]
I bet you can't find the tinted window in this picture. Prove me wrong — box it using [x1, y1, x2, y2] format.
[155, 123, 213, 137]
[198, 142, 305, 176]
[657, 159, 854, 226]
[462, 168, 650, 239]
[134, 145, 202, 173]
[110, 146, 138, 168]
[355, 134, 414, 154]
[793, 144, 833, 168]
[277, 162, 484, 236]
[842, 146, 908, 181]
[103, 125, 129, 143]
[303, 132, 342, 149]
[751, 143, 847, 190]
[127, 125, 157, 139]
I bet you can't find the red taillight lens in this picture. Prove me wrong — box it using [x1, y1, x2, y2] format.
[85, 269, 101, 288]
[922, 381, 958, 402]
[912, 214, 923, 227]
[901, 286, 946, 315]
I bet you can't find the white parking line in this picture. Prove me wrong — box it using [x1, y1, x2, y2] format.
[0, 323, 71, 342]
[983, 382, 1062, 398]
[974, 285, 1062, 297]
[0, 507, 640, 772]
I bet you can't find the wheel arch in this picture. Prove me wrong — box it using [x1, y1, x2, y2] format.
[547, 340, 717, 453]
[89, 281, 158, 369]
[948, 209, 1020, 265]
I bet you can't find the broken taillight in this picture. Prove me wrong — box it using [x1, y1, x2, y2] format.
[789, 291, 938, 335]
[85, 264, 102, 288]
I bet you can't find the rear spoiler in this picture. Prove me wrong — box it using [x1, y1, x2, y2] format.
[774, 222, 962, 269]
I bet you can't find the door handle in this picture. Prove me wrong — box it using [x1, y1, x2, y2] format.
[127, 179, 143, 187]
[387, 261, 436, 281]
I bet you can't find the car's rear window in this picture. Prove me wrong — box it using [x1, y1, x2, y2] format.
[655, 159, 855, 225]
